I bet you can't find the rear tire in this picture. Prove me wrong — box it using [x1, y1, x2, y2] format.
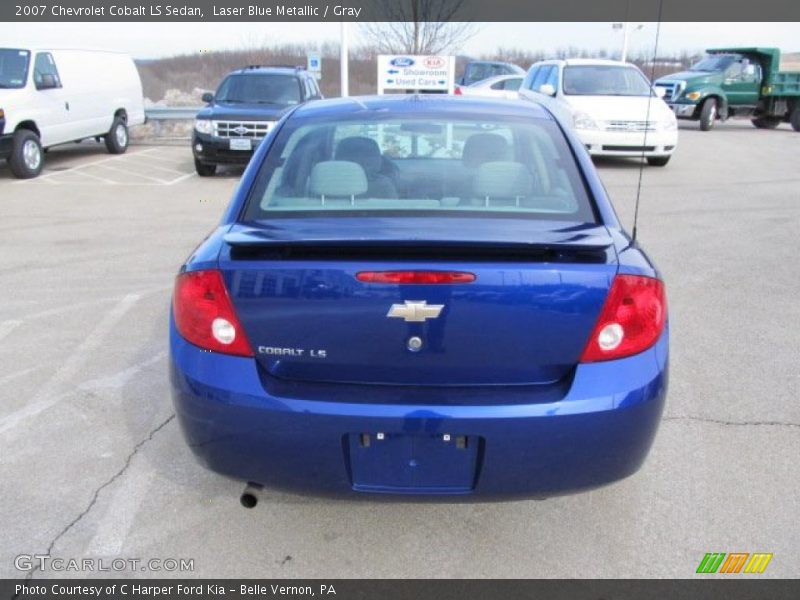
[791, 105, 800, 132]
[751, 116, 781, 129]
[9, 129, 44, 179]
[194, 159, 216, 176]
[699, 98, 717, 131]
[647, 156, 671, 167]
[105, 116, 129, 154]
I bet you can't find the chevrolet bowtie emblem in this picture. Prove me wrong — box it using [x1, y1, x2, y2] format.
[386, 300, 444, 322]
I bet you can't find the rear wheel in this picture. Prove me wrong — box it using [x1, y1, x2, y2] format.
[9, 129, 44, 179]
[647, 156, 671, 167]
[105, 116, 129, 154]
[791, 105, 800, 132]
[751, 116, 781, 129]
[699, 98, 717, 131]
[194, 159, 216, 176]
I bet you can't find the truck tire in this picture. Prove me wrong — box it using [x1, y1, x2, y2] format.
[699, 98, 717, 131]
[9, 129, 45, 179]
[751, 116, 781, 129]
[104, 116, 129, 154]
[194, 159, 216, 176]
[647, 156, 671, 167]
[791, 106, 800, 132]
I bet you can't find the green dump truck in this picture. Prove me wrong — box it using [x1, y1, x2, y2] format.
[655, 47, 800, 131]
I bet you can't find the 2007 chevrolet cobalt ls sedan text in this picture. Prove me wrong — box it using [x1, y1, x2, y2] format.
[169, 95, 668, 499]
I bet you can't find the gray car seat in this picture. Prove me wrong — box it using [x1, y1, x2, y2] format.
[334, 137, 398, 198]
[472, 161, 534, 207]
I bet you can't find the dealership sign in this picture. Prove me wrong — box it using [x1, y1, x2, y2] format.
[377, 55, 455, 94]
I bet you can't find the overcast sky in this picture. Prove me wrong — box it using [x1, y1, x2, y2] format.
[4, 22, 798, 60]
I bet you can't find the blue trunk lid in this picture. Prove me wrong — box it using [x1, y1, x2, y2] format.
[219, 218, 617, 386]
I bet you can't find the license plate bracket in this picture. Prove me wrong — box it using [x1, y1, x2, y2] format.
[347, 433, 481, 493]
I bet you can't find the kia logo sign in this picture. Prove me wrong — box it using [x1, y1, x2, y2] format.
[423, 56, 446, 69]
[390, 57, 415, 67]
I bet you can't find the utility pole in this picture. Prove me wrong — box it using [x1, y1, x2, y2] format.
[614, 22, 643, 63]
[340, 21, 349, 97]
[621, 21, 630, 63]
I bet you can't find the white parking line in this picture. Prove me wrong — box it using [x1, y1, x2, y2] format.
[167, 172, 196, 185]
[91, 162, 172, 183]
[0, 293, 141, 436]
[0, 367, 41, 387]
[67, 169, 119, 185]
[0, 320, 23, 342]
[13, 148, 173, 185]
[123, 153, 190, 174]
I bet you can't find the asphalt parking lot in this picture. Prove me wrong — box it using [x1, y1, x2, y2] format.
[1, 120, 798, 579]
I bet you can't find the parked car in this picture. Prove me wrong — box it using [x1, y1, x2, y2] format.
[0, 47, 144, 178]
[520, 59, 678, 166]
[457, 60, 525, 87]
[192, 65, 323, 176]
[655, 47, 800, 131]
[454, 74, 524, 100]
[170, 95, 669, 500]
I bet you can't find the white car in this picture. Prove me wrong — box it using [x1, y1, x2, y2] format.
[519, 59, 677, 166]
[455, 74, 524, 100]
[0, 47, 145, 178]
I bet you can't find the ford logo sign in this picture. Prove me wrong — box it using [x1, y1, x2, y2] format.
[390, 57, 415, 68]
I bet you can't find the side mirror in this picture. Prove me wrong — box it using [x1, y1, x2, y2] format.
[201, 92, 214, 103]
[538, 83, 556, 97]
[654, 86, 667, 98]
[37, 73, 58, 90]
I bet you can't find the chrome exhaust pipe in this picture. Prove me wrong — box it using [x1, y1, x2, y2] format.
[240, 482, 263, 508]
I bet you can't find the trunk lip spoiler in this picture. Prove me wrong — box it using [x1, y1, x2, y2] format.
[223, 230, 615, 251]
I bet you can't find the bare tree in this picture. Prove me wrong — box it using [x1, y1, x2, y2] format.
[360, 0, 478, 55]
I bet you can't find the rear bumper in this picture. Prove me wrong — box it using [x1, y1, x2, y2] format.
[192, 132, 260, 166]
[578, 129, 678, 158]
[169, 319, 668, 499]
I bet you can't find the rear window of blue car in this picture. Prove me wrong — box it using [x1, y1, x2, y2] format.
[242, 115, 596, 223]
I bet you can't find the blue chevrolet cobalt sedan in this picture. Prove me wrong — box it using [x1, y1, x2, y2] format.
[169, 95, 668, 499]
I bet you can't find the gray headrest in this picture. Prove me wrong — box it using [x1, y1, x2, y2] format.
[474, 162, 533, 198]
[308, 161, 368, 198]
[462, 133, 511, 168]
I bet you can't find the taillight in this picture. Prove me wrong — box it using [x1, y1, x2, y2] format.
[356, 270, 475, 284]
[173, 270, 254, 357]
[454, 86, 462, 95]
[579, 274, 666, 363]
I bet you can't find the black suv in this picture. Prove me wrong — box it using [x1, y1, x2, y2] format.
[192, 66, 322, 175]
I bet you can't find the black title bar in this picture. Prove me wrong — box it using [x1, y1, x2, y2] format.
[3, 0, 800, 22]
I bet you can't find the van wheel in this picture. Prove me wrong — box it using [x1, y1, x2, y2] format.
[751, 116, 781, 129]
[9, 130, 45, 179]
[194, 159, 216, 176]
[699, 98, 717, 131]
[791, 106, 800, 132]
[647, 156, 671, 167]
[105, 117, 129, 154]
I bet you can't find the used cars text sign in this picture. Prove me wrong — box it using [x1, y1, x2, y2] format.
[377, 55, 455, 94]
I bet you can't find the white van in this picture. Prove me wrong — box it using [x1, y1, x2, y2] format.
[0, 47, 145, 178]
